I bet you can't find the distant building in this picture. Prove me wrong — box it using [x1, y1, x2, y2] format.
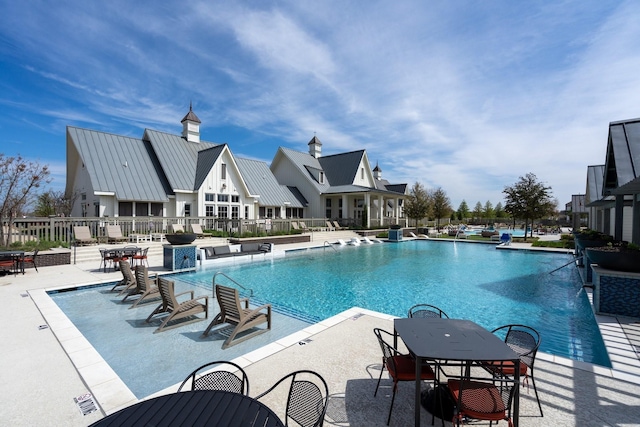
[66, 106, 407, 227]
[583, 117, 640, 243]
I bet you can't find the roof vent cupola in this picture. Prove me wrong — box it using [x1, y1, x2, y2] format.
[308, 135, 322, 158]
[181, 102, 201, 143]
[373, 162, 382, 180]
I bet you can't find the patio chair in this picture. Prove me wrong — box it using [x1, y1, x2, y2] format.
[332, 221, 343, 230]
[23, 249, 38, 272]
[299, 221, 310, 231]
[447, 377, 517, 427]
[201, 284, 272, 349]
[110, 260, 136, 294]
[122, 265, 160, 308]
[408, 303, 449, 319]
[73, 225, 97, 245]
[170, 223, 185, 233]
[500, 233, 512, 245]
[146, 277, 208, 333]
[106, 225, 127, 243]
[131, 247, 149, 267]
[291, 221, 300, 231]
[256, 370, 329, 427]
[373, 328, 436, 425]
[325, 220, 335, 231]
[190, 223, 212, 238]
[177, 360, 249, 395]
[480, 324, 543, 416]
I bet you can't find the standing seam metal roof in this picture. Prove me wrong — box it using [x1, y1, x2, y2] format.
[236, 158, 304, 207]
[67, 126, 168, 202]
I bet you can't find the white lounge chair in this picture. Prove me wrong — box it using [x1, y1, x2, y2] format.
[362, 237, 374, 244]
[347, 238, 361, 246]
[336, 239, 346, 245]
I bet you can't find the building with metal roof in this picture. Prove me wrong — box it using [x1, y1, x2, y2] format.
[583, 117, 640, 244]
[66, 107, 407, 227]
[270, 137, 407, 228]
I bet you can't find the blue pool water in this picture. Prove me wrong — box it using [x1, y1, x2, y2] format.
[176, 240, 610, 367]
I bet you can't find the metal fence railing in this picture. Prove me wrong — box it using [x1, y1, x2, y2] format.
[1, 216, 407, 246]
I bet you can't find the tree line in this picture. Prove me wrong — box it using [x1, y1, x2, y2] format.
[404, 172, 557, 240]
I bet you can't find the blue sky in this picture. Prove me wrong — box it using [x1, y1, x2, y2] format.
[1, 1, 639, 209]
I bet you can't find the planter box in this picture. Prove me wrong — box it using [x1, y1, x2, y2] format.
[593, 266, 640, 318]
[586, 248, 640, 273]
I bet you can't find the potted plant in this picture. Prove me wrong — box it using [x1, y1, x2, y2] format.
[164, 230, 197, 245]
[573, 229, 613, 252]
[585, 241, 640, 273]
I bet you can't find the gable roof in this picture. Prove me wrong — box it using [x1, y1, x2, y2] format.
[236, 157, 305, 207]
[318, 150, 366, 186]
[66, 126, 169, 202]
[144, 129, 220, 191]
[604, 118, 640, 195]
[585, 165, 607, 206]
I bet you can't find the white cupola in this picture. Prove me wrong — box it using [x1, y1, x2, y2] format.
[181, 102, 201, 143]
[308, 135, 322, 158]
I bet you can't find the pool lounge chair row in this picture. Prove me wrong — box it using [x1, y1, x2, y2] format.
[112, 262, 271, 346]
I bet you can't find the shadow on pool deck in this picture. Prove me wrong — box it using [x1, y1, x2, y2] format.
[2, 233, 640, 426]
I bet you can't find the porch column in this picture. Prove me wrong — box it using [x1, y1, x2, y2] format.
[341, 194, 348, 219]
[614, 195, 624, 241]
[394, 197, 400, 222]
[633, 194, 640, 245]
[364, 193, 371, 228]
[378, 195, 384, 227]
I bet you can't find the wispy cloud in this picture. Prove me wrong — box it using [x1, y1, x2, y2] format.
[1, 0, 639, 207]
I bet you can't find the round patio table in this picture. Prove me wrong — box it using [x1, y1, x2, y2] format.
[90, 390, 285, 427]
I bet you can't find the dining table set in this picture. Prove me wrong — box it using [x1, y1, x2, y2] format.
[394, 317, 523, 427]
[99, 246, 145, 272]
[0, 250, 25, 276]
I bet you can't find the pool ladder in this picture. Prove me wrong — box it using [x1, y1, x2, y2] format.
[212, 272, 254, 297]
[323, 241, 338, 252]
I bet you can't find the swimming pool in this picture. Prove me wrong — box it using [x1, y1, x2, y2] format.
[176, 240, 610, 367]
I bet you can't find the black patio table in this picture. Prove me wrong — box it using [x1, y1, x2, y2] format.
[0, 250, 25, 275]
[90, 390, 285, 427]
[394, 317, 520, 427]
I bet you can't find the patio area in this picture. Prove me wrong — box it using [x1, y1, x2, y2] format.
[2, 232, 640, 426]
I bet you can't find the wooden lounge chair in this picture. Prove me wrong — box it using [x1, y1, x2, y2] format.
[122, 265, 160, 308]
[106, 225, 127, 243]
[171, 224, 185, 233]
[325, 220, 335, 231]
[146, 277, 208, 333]
[332, 221, 344, 230]
[202, 284, 272, 349]
[111, 260, 136, 294]
[190, 223, 212, 238]
[73, 225, 97, 245]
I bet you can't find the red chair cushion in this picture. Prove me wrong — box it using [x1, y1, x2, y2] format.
[484, 360, 528, 376]
[387, 355, 435, 381]
[448, 379, 506, 421]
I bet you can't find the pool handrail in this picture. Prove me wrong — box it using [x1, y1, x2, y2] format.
[212, 272, 254, 297]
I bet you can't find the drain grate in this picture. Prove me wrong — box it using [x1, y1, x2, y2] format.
[74, 393, 97, 416]
[351, 313, 364, 320]
[20, 293, 29, 298]
[298, 338, 312, 346]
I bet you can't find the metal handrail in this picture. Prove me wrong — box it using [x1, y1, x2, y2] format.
[212, 271, 254, 297]
[323, 241, 338, 252]
[549, 255, 583, 274]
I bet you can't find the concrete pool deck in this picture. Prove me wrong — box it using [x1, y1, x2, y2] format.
[2, 231, 640, 426]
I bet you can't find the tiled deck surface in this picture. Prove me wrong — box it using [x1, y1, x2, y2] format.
[2, 232, 640, 426]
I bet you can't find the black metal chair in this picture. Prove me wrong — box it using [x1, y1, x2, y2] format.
[448, 375, 517, 426]
[23, 249, 38, 272]
[256, 370, 329, 427]
[407, 303, 449, 319]
[177, 360, 250, 395]
[373, 328, 436, 425]
[481, 324, 543, 417]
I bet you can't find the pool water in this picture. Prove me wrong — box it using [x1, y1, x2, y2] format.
[177, 240, 610, 367]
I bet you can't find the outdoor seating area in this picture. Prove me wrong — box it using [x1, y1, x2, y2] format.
[91, 360, 328, 427]
[99, 246, 147, 272]
[0, 250, 26, 275]
[198, 242, 273, 265]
